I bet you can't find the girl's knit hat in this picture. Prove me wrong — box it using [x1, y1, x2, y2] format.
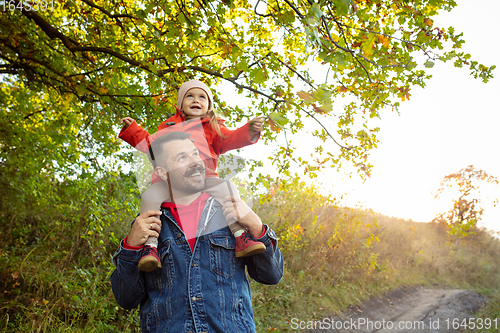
[177, 80, 213, 111]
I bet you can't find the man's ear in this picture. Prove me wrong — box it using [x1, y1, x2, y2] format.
[154, 166, 169, 181]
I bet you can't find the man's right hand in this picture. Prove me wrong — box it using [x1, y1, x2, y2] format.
[126, 210, 162, 247]
[120, 117, 135, 130]
[223, 196, 263, 238]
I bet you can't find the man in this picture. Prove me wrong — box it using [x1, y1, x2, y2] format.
[110, 131, 284, 333]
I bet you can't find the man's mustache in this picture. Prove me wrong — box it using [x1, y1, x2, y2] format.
[183, 166, 206, 177]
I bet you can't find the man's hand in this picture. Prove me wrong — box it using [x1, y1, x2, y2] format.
[126, 210, 162, 247]
[249, 116, 264, 142]
[223, 196, 263, 238]
[120, 117, 135, 130]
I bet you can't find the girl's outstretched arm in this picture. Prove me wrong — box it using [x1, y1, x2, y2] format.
[213, 118, 263, 155]
[118, 118, 152, 153]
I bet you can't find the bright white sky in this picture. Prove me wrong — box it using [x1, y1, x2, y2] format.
[226, 0, 500, 233]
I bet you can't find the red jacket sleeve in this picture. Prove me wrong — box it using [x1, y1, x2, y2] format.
[118, 121, 151, 153]
[212, 121, 261, 156]
[119, 120, 171, 185]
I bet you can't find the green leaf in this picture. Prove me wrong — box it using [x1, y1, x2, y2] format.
[76, 83, 87, 95]
[144, 2, 155, 14]
[333, 52, 349, 69]
[312, 29, 321, 45]
[318, 50, 332, 62]
[269, 112, 289, 126]
[334, 0, 350, 16]
[316, 103, 333, 113]
[312, 4, 323, 19]
[313, 86, 332, 103]
[362, 35, 376, 57]
[276, 10, 295, 24]
[250, 68, 266, 84]
[424, 60, 435, 68]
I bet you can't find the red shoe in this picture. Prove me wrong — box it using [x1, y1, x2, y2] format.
[235, 231, 266, 258]
[138, 245, 162, 272]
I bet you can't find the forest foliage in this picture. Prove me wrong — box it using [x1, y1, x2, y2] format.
[1, 0, 495, 190]
[0, 0, 498, 332]
[433, 165, 499, 238]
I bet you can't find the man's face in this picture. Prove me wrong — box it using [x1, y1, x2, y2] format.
[158, 139, 206, 195]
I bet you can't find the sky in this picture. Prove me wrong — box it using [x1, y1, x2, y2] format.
[230, 0, 500, 233]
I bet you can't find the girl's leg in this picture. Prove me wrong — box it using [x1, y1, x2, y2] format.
[140, 181, 171, 213]
[204, 177, 265, 257]
[138, 181, 171, 272]
[204, 177, 244, 231]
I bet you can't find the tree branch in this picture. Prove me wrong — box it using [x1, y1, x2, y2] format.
[283, 0, 305, 19]
[274, 55, 316, 90]
[321, 16, 373, 83]
[80, 0, 130, 35]
[17, 5, 154, 74]
[207, 2, 244, 54]
[175, 0, 195, 25]
[335, 21, 435, 60]
[24, 109, 45, 119]
[157, 65, 286, 103]
[254, 0, 272, 17]
[296, 104, 352, 150]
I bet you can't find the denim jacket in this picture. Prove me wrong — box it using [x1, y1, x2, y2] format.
[110, 197, 284, 333]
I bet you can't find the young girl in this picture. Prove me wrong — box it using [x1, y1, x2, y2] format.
[119, 80, 266, 272]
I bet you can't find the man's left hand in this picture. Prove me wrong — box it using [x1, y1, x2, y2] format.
[223, 196, 263, 238]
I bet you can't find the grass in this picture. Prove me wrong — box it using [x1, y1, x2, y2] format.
[465, 290, 500, 333]
[250, 179, 500, 332]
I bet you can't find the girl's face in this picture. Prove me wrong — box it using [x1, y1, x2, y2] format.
[181, 88, 209, 118]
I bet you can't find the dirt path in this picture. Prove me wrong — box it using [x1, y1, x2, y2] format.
[311, 286, 487, 332]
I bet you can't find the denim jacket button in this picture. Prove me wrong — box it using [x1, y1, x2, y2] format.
[191, 296, 197, 301]
[176, 233, 182, 239]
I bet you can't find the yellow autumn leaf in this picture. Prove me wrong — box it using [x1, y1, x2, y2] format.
[423, 18, 433, 26]
[377, 35, 390, 48]
[297, 91, 314, 102]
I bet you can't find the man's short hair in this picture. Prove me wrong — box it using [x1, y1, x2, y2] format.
[148, 131, 193, 168]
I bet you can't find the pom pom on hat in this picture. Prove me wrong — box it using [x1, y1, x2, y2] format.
[177, 80, 213, 111]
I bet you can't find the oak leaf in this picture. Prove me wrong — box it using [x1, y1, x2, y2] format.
[297, 91, 314, 103]
[423, 18, 433, 26]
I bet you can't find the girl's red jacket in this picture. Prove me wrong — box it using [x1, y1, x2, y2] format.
[118, 108, 259, 184]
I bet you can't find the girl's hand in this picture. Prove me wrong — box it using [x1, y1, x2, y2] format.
[249, 116, 264, 142]
[120, 117, 135, 130]
[250, 116, 265, 133]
